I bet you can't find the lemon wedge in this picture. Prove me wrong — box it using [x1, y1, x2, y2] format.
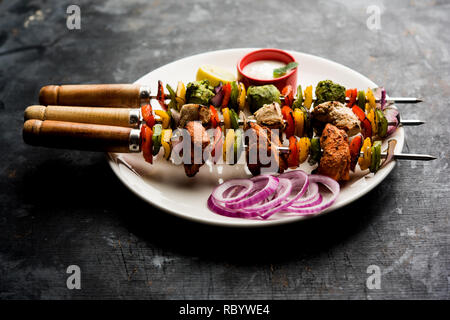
[196, 64, 237, 87]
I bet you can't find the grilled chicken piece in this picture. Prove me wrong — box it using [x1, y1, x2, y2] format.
[245, 122, 285, 176]
[318, 123, 351, 181]
[246, 142, 265, 176]
[183, 121, 209, 177]
[312, 101, 360, 136]
[253, 102, 285, 131]
[184, 163, 202, 177]
[179, 104, 199, 128]
[199, 105, 211, 126]
[179, 104, 211, 128]
[185, 121, 209, 147]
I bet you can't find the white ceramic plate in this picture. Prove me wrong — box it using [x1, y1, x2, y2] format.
[107, 48, 404, 227]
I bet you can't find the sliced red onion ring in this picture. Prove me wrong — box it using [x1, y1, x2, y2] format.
[373, 87, 387, 110]
[211, 85, 224, 108]
[384, 107, 399, 136]
[284, 175, 340, 215]
[290, 182, 319, 204]
[207, 195, 259, 218]
[211, 179, 254, 203]
[242, 177, 293, 215]
[258, 171, 309, 219]
[222, 185, 245, 198]
[288, 193, 323, 209]
[225, 175, 279, 209]
[207, 170, 340, 220]
[380, 139, 397, 169]
[289, 183, 323, 208]
[380, 88, 386, 110]
[214, 83, 223, 94]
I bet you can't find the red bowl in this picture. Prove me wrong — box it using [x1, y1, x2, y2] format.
[237, 48, 298, 92]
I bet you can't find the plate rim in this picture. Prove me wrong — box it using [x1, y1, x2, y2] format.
[107, 48, 404, 228]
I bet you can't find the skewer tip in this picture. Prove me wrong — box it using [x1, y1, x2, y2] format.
[399, 119, 426, 126]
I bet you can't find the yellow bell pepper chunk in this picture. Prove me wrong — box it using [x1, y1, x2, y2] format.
[367, 108, 377, 136]
[304, 85, 313, 109]
[155, 110, 170, 129]
[366, 88, 376, 110]
[297, 137, 311, 164]
[223, 129, 235, 162]
[161, 129, 172, 160]
[222, 107, 231, 129]
[293, 108, 304, 137]
[176, 82, 186, 108]
[358, 137, 372, 170]
[238, 83, 246, 111]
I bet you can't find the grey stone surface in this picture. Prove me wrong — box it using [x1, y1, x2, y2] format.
[0, 0, 448, 299]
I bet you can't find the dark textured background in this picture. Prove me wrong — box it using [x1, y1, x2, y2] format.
[0, 0, 448, 299]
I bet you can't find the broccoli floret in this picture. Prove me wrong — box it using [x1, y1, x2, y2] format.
[185, 80, 215, 106]
[246, 85, 281, 113]
[315, 80, 346, 106]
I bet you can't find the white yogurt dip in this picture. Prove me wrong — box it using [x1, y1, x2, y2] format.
[242, 60, 286, 80]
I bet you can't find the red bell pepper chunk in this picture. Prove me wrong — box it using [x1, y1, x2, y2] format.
[157, 80, 167, 110]
[346, 88, 357, 107]
[352, 105, 372, 138]
[210, 105, 220, 128]
[221, 83, 232, 108]
[287, 136, 299, 168]
[361, 118, 372, 139]
[349, 135, 363, 171]
[281, 106, 295, 138]
[141, 104, 155, 127]
[141, 124, 153, 164]
[282, 85, 294, 108]
[351, 105, 365, 121]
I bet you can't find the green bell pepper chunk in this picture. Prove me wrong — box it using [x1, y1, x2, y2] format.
[375, 141, 382, 172]
[370, 141, 382, 173]
[166, 84, 178, 111]
[229, 109, 240, 130]
[230, 81, 239, 110]
[152, 124, 163, 156]
[376, 109, 388, 138]
[292, 85, 303, 109]
[309, 137, 321, 165]
[357, 90, 366, 111]
[302, 106, 313, 138]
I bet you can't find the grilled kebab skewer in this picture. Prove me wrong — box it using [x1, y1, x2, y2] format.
[22, 119, 436, 160]
[38, 84, 422, 109]
[24, 104, 423, 129]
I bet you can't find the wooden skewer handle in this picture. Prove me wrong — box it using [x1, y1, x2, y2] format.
[24, 105, 138, 128]
[23, 120, 138, 153]
[39, 84, 143, 108]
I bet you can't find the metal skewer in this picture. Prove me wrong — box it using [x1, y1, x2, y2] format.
[274, 146, 435, 161]
[381, 97, 422, 104]
[23, 104, 424, 132]
[279, 96, 423, 104]
[152, 113, 423, 127]
[22, 119, 436, 161]
[373, 153, 436, 161]
[152, 95, 422, 104]
[397, 119, 425, 126]
[208, 118, 423, 127]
